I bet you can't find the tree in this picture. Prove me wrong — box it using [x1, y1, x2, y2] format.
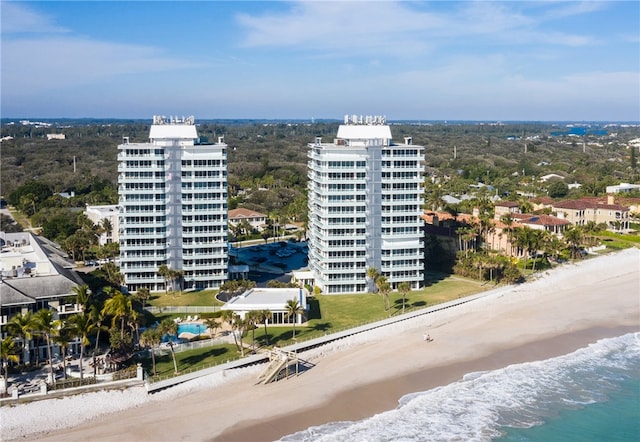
[32, 309, 59, 384]
[285, 298, 304, 339]
[245, 310, 260, 351]
[547, 181, 569, 198]
[366, 267, 379, 294]
[101, 290, 132, 339]
[159, 319, 179, 374]
[157, 265, 171, 293]
[564, 226, 584, 259]
[72, 284, 92, 312]
[256, 309, 273, 346]
[397, 282, 411, 314]
[0, 337, 20, 394]
[133, 287, 150, 309]
[139, 328, 162, 376]
[6, 311, 35, 365]
[203, 317, 220, 340]
[88, 304, 107, 376]
[376, 275, 392, 315]
[69, 312, 96, 380]
[51, 322, 72, 380]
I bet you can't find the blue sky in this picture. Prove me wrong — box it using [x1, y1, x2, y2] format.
[2, 1, 639, 121]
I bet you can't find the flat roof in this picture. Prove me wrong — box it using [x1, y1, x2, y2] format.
[149, 124, 198, 140]
[336, 124, 392, 140]
[222, 287, 306, 311]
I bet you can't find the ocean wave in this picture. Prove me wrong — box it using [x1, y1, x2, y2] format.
[279, 332, 640, 442]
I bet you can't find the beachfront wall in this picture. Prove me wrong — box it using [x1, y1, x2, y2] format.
[220, 287, 308, 325]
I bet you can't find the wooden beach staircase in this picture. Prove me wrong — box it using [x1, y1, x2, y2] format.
[257, 348, 300, 384]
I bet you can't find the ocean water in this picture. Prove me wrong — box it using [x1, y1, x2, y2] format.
[279, 332, 640, 442]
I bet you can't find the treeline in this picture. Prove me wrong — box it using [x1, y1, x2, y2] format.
[2, 120, 639, 257]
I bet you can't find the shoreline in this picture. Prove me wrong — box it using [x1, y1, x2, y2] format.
[216, 325, 637, 442]
[4, 249, 639, 442]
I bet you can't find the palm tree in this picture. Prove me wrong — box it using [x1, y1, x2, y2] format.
[230, 315, 247, 357]
[220, 309, 240, 352]
[133, 287, 151, 309]
[366, 267, 379, 294]
[256, 309, 273, 346]
[203, 317, 219, 340]
[397, 282, 411, 314]
[158, 319, 179, 374]
[0, 337, 20, 394]
[32, 309, 58, 384]
[72, 284, 92, 312]
[245, 310, 260, 351]
[500, 214, 516, 256]
[375, 275, 391, 314]
[88, 304, 107, 376]
[139, 328, 162, 376]
[51, 322, 72, 380]
[564, 226, 584, 259]
[5, 311, 35, 365]
[101, 290, 132, 339]
[158, 265, 171, 293]
[69, 312, 96, 380]
[285, 299, 304, 339]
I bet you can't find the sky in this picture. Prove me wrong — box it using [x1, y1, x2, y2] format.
[1, 0, 639, 121]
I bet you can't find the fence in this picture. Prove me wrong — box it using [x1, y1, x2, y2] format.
[144, 306, 220, 315]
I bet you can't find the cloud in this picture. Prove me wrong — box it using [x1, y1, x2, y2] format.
[235, 0, 598, 62]
[2, 37, 206, 93]
[1, 1, 69, 34]
[236, 1, 442, 57]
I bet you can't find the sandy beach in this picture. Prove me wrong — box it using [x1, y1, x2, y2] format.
[3, 248, 639, 442]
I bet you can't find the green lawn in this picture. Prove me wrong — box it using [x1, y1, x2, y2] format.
[147, 289, 221, 307]
[139, 274, 490, 379]
[142, 344, 239, 381]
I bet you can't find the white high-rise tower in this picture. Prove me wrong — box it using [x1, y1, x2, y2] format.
[118, 116, 228, 292]
[307, 115, 424, 294]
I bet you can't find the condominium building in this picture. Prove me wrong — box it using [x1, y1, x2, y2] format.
[306, 115, 425, 294]
[118, 116, 228, 292]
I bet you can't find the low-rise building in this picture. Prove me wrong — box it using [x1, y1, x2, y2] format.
[220, 287, 308, 325]
[0, 232, 85, 363]
[85, 204, 119, 245]
[228, 208, 267, 232]
[552, 197, 630, 231]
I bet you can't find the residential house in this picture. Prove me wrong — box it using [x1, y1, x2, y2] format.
[552, 197, 630, 231]
[228, 208, 267, 233]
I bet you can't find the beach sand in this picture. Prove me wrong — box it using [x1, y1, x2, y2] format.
[4, 248, 639, 442]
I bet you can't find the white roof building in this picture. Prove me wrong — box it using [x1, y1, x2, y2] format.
[606, 183, 640, 194]
[221, 287, 308, 325]
[85, 204, 119, 245]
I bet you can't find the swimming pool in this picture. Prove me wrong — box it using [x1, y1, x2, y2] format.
[177, 323, 207, 335]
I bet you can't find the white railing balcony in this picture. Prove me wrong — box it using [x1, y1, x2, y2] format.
[56, 304, 82, 315]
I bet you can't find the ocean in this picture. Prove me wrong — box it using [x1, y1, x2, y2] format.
[279, 332, 639, 442]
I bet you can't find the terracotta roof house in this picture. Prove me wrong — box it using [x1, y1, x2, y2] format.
[512, 213, 571, 235]
[494, 201, 520, 218]
[552, 197, 630, 231]
[228, 208, 267, 232]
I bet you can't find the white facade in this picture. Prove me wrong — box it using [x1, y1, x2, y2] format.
[118, 116, 228, 292]
[221, 287, 308, 325]
[85, 204, 119, 245]
[306, 115, 425, 294]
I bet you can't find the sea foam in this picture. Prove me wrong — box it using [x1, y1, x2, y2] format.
[279, 332, 640, 442]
